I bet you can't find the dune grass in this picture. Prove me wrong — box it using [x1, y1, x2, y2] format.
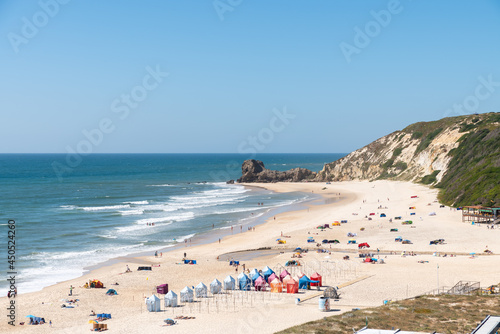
[276, 293, 500, 334]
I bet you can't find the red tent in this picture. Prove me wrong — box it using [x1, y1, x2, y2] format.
[310, 272, 322, 287]
[364, 258, 373, 263]
[286, 279, 299, 294]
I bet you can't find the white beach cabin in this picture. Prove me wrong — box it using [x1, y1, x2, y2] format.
[146, 294, 161, 312]
[210, 279, 222, 294]
[195, 282, 208, 298]
[164, 290, 178, 307]
[223, 275, 236, 290]
[180, 286, 194, 302]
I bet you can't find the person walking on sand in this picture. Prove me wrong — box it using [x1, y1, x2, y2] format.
[69, 285, 73, 296]
[49, 320, 52, 327]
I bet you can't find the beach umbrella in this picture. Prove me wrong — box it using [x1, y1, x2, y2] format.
[26, 315, 35, 318]
[88, 320, 98, 324]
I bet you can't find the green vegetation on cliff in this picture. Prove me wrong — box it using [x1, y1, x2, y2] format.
[436, 114, 500, 207]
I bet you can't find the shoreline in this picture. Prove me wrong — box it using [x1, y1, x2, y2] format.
[82, 187, 321, 275]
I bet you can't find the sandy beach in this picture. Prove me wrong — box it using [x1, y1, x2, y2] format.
[2, 180, 499, 333]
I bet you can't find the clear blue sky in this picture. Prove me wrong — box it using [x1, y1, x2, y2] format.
[1, 0, 499, 153]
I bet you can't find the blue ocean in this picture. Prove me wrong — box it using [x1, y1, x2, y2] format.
[0, 153, 343, 295]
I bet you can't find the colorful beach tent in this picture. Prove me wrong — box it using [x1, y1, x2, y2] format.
[310, 273, 322, 287]
[180, 286, 194, 302]
[282, 275, 292, 286]
[280, 269, 290, 281]
[250, 270, 261, 284]
[270, 278, 283, 293]
[223, 275, 236, 290]
[238, 273, 252, 291]
[286, 279, 299, 294]
[254, 276, 266, 291]
[210, 279, 222, 294]
[146, 295, 161, 312]
[164, 291, 178, 307]
[267, 272, 278, 284]
[261, 266, 274, 281]
[195, 282, 208, 298]
[299, 275, 319, 289]
[249, 268, 259, 278]
[105, 289, 117, 295]
[90, 280, 104, 288]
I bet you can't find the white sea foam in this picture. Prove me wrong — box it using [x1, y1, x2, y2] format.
[174, 233, 195, 243]
[115, 212, 195, 234]
[119, 209, 145, 216]
[80, 204, 131, 211]
[124, 200, 149, 205]
[148, 184, 174, 187]
[59, 205, 77, 210]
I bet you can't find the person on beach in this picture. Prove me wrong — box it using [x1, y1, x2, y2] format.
[69, 285, 73, 296]
[218, 238, 221, 243]
[155, 251, 158, 257]
[49, 320, 52, 327]
[126, 265, 131, 272]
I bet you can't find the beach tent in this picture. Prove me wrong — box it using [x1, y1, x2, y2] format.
[280, 269, 290, 281]
[146, 295, 161, 312]
[238, 273, 252, 291]
[250, 270, 261, 284]
[254, 276, 266, 291]
[210, 279, 222, 294]
[90, 280, 104, 288]
[156, 284, 168, 294]
[195, 282, 208, 298]
[282, 275, 292, 286]
[223, 275, 236, 290]
[105, 289, 117, 295]
[310, 272, 322, 287]
[286, 278, 299, 294]
[270, 278, 283, 293]
[164, 291, 178, 307]
[299, 275, 319, 289]
[267, 272, 279, 284]
[261, 266, 274, 281]
[180, 286, 194, 302]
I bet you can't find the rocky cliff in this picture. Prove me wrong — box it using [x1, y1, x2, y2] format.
[237, 159, 316, 183]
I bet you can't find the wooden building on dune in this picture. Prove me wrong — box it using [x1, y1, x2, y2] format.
[461, 206, 500, 224]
